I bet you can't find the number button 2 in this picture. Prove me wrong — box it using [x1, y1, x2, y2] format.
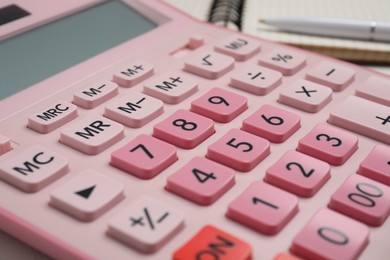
[166, 157, 235, 205]
[265, 150, 331, 197]
[297, 123, 358, 165]
[207, 128, 270, 172]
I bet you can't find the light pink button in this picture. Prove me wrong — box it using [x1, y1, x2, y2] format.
[227, 181, 298, 235]
[50, 169, 124, 221]
[28, 101, 78, 134]
[73, 80, 119, 109]
[328, 95, 390, 145]
[110, 134, 177, 179]
[108, 196, 184, 253]
[60, 115, 125, 155]
[291, 208, 369, 260]
[207, 128, 270, 172]
[265, 150, 331, 197]
[258, 48, 306, 75]
[356, 76, 390, 106]
[306, 61, 355, 91]
[328, 174, 390, 226]
[166, 156, 235, 205]
[242, 104, 300, 143]
[190, 87, 248, 123]
[214, 36, 261, 61]
[184, 51, 234, 79]
[297, 123, 358, 165]
[358, 144, 390, 185]
[143, 71, 198, 104]
[153, 109, 214, 149]
[278, 79, 333, 113]
[113, 61, 154, 87]
[230, 64, 282, 95]
[104, 92, 164, 128]
[0, 134, 11, 155]
[0, 145, 68, 192]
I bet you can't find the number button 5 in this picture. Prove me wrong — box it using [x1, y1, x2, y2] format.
[207, 128, 270, 172]
[297, 123, 358, 165]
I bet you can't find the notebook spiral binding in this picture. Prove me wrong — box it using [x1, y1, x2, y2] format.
[208, 0, 245, 30]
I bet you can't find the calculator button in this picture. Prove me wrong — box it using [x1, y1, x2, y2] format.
[173, 225, 251, 260]
[291, 208, 369, 260]
[113, 61, 154, 87]
[358, 144, 390, 185]
[73, 80, 119, 109]
[328, 95, 390, 145]
[143, 71, 198, 104]
[242, 104, 301, 143]
[230, 64, 282, 95]
[297, 123, 358, 165]
[0, 145, 68, 192]
[153, 109, 214, 149]
[0, 134, 11, 155]
[190, 87, 248, 123]
[207, 128, 270, 172]
[108, 196, 184, 253]
[328, 174, 390, 226]
[50, 169, 124, 221]
[184, 51, 234, 79]
[264, 150, 331, 197]
[278, 79, 333, 113]
[110, 134, 177, 179]
[28, 101, 78, 134]
[227, 181, 298, 235]
[166, 156, 235, 205]
[355, 76, 390, 106]
[274, 253, 303, 260]
[214, 36, 261, 61]
[104, 92, 163, 128]
[60, 115, 125, 155]
[258, 48, 306, 75]
[306, 61, 355, 91]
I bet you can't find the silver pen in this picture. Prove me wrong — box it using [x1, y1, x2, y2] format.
[259, 17, 390, 42]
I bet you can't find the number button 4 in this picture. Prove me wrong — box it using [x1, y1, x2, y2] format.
[207, 128, 270, 172]
[297, 123, 358, 165]
[265, 150, 330, 197]
[166, 157, 235, 205]
[227, 181, 298, 235]
[110, 134, 177, 179]
[242, 104, 301, 143]
[153, 109, 215, 149]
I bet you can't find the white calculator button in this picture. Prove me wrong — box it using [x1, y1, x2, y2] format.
[0, 134, 11, 155]
[73, 80, 119, 109]
[50, 169, 124, 221]
[328, 96, 390, 145]
[214, 36, 261, 61]
[28, 101, 78, 134]
[356, 76, 390, 106]
[184, 51, 234, 79]
[113, 61, 154, 87]
[143, 71, 198, 104]
[0, 145, 69, 192]
[60, 115, 125, 155]
[306, 61, 355, 91]
[104, 92, 164, 128]
[108, 196, 184, 253]
[230, 64, 282, 95]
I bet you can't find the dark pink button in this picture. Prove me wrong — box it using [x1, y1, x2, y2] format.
[358, 144, 390, 186]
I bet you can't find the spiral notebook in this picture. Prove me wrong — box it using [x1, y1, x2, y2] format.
[166, 0, 390, 63]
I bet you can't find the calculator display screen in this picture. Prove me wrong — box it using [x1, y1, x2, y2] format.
[0, 0, 156, 100]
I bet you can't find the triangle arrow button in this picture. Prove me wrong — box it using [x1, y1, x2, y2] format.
[75, 185, 96, 199]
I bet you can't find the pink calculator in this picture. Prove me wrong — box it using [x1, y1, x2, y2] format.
[0, 0, 389, 259]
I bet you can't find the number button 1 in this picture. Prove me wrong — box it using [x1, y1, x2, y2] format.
[207, 128, 270, 172]
[166, 156, 235, 205]
[297, 123, 358, 165]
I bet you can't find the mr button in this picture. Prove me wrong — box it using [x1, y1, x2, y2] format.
[173, 225, 251, 260]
